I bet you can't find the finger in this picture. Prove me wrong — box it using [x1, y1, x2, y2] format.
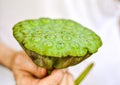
[59, 71, 68, 85]
[13, 53, 47, 78]
[67, 72, 74, 85]
[15, 71, 40, 85]
[60, 71, 74, 85]
[38, 69, 64, 85]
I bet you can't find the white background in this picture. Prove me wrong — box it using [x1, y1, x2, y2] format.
[0, 0, 120, 85]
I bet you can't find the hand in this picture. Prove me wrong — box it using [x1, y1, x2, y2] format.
[11, 52, 74, 85]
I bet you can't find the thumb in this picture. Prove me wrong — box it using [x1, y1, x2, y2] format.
[38, 69, 64, 85]
[12, 53, 47, 78]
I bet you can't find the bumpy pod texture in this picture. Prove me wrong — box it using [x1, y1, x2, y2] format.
[13, 18, 102, 69]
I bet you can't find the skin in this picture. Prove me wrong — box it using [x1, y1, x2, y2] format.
[0, 43, 74, 85]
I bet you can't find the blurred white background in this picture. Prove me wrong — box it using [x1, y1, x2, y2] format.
[0, 0, 120, 85]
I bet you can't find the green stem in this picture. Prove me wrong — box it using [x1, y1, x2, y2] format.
[75, 63, 94, 85]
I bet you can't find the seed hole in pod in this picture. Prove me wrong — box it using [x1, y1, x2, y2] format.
[60, 31, 63, 34]
[43, 35, 49, 39]
[62, 35, 71, 41]
[71, 41, 80, 48]
[33, 37, 41, 42]
[77, 33, 85, 40]
[49, 35, 56, 39]
[41, 34, 48, 40]
[60, 31, 66, 34]
[42, 33, 55, 40]
[57, 42, 65, 49]
[43, 41, 53, 47]
[36, 31, 42, 35]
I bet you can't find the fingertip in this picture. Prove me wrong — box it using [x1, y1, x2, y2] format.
[51, 68, 68, 74]
[51, 69, 64, 78]
[49, 69, 65, 84]
[38, 69, 65, 85]
[37, 67, 47, 78]
[67, 72, 75, 85]
[61, 68, 68, 73]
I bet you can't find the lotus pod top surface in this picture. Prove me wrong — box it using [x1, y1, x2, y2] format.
[13, 18, 102, 57]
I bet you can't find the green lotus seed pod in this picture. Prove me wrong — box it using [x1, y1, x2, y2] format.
[13, 18, 102, 70]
